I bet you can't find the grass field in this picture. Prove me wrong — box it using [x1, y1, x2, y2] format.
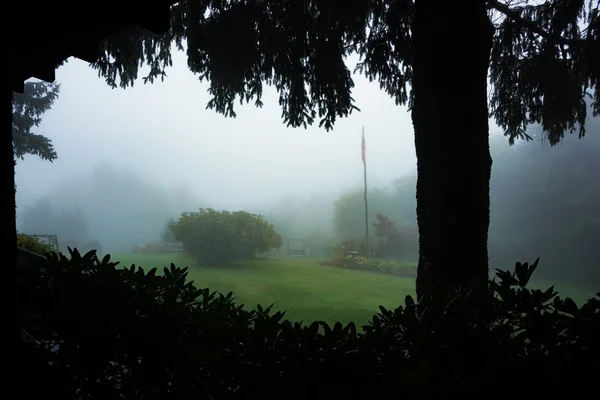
[111, 254, 596, 327]
[113, 254, 414, 326]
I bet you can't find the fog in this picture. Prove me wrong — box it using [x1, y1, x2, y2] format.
[15, 53, 417, 208]
[14, 50, 599, 287]
[15, 52, 417, 250]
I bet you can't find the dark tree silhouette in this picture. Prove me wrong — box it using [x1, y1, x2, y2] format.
[91, 0, 598, 298]
[12, 81, 60, 162]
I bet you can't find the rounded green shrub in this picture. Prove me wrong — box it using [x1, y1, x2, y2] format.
[171, 208, 278, 265]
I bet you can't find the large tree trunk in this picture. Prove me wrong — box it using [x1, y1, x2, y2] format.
[411, 0, 495, 300]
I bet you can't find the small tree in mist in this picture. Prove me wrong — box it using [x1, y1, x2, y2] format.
[12, 81, 60, 162]
[372, 214, 403, 259]
[171, 208, 278, 265]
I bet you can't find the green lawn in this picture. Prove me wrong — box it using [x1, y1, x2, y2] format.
[113, 254, 415, 327]
[111, 254, 596, 327]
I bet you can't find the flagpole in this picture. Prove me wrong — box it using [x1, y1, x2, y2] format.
[362, 126, 369, 257]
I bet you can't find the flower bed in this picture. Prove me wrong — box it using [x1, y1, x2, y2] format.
[327, 254, 417, 278]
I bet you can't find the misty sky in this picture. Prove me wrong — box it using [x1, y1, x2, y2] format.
[15, 51, 508, 212]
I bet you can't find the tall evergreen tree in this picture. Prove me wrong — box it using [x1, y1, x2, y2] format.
[91, 0, 598, 298]
[12, 81, 60, 162]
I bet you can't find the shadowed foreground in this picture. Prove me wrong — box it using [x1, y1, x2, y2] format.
[18, 250, 600, 398]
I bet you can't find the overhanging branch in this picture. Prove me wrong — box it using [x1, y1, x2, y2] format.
[487, 0, 581, 46]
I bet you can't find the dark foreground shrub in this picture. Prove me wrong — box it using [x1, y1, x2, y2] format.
[17, 252, 600, 399]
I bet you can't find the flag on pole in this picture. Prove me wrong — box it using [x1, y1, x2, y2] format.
[361, 130, 366, 164]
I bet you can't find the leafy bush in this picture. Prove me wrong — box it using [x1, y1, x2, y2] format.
[170, 208, 278, 265]
[18, 252, 599, 398]
[328, 254, 417, 278]
[17, 233, 56, 255]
